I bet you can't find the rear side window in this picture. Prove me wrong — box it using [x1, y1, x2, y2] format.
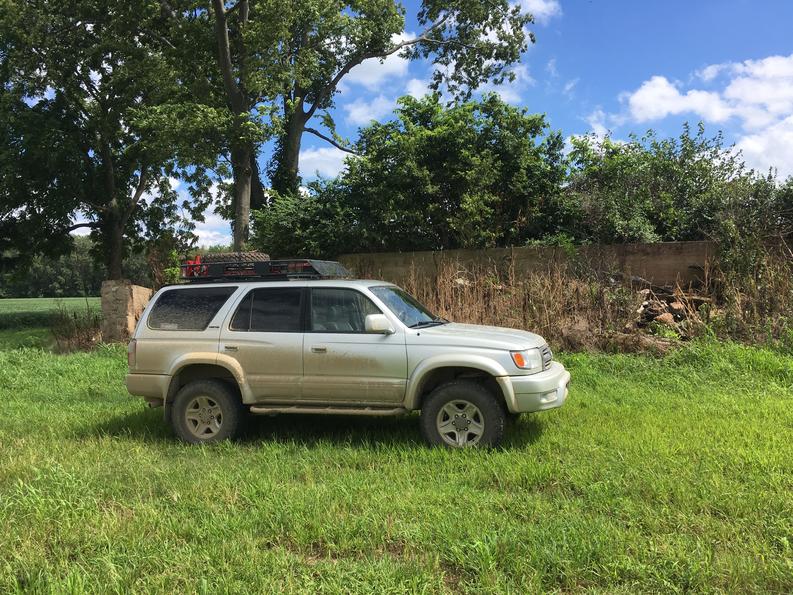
[230, 288, 303, 332]
[148, 287, 237, 331]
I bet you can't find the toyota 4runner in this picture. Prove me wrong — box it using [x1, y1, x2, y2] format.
[125, 258, 570, 448]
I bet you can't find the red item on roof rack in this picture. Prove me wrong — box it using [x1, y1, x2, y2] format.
[183, 254, 207, 277]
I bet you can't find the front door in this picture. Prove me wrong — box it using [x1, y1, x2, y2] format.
[302, 287, 407, 404]
[219, 287, 304, 401]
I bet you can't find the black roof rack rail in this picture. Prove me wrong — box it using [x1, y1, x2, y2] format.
[180, 256, 351, 282]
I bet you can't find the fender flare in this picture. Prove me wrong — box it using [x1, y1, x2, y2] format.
[404, 354, 515, 410]
[163, 353, 252, 405]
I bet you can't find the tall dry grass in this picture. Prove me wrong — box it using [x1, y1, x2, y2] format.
[392, 260, 643, 350]
[356, 246, 792, 352]
[709, 240, 793, 347]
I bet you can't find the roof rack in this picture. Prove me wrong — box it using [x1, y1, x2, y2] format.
[180, 256, 351, 282]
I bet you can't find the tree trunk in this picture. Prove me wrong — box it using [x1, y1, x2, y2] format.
[231, 144, 252, 250]
[250, 153, 267, 210]
[106, 220, 125, 280]
[271, 107, 306, 196]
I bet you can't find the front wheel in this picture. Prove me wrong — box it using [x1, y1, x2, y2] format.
[420, 381, 507, 448]
[171, 380, 243, 444]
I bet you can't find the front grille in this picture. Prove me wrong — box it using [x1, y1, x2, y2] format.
[541, 345, 553, 370]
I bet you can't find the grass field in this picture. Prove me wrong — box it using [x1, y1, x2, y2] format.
[0, 297, 100, 330]
[1, 332, 791, 593]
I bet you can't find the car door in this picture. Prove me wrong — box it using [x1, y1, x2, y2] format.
[302, 287, 407, 404]
[219, 286, 304, 401]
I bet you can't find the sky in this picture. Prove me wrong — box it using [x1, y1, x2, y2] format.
[189, 0, 793, 246]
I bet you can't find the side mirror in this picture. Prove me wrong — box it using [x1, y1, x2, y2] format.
[365, 313, 395, 334]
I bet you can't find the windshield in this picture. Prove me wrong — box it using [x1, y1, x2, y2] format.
[369, 286, 446, 328]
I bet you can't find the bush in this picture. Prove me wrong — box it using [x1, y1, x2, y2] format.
[51, 304, 102, 352]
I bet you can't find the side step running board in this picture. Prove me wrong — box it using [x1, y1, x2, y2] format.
[249, 405, 408, 417]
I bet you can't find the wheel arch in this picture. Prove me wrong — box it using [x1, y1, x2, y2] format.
[405, 356, 515, 411]
[163, 354, 251, 419]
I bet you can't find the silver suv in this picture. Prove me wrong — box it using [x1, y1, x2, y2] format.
[126, 260, 569, 448]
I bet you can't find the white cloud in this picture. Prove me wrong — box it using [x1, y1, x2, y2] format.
[615, 52, 793, 177]
[406, 77, 432, 98]
[344, 32, 412, 90]
[299, 146, 350, 178]
[586, 108, 609, 138]
[735, 115, 793, 177]
[696, 63, 728, 82]
[478, 64, 535, 104]
[624, 76, 732, 123]
[563, 77, 579, 97]
[343, 94, 395, 125]
[520, 0, 562, 25]
[546, 57, 558, 77]
[194, 211, 232, 248]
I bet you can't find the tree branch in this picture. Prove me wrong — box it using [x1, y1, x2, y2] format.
[305, 11, 454, 120]
[122, 169, 150, 223]
[211, 0, 246, 114]
[304, 127, 358, 155]
[66, 222, 100, 232]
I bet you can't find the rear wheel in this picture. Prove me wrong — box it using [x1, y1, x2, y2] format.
[420, 381, 506, 448]
[171, 380, 243, 444]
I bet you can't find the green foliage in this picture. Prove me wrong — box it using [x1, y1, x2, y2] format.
[0, 0, 217, 276]
[566, 124, 757, 243]
[0, 237, 150, 298]
[256, 0, 533, 193]
[0, 340, 791, 591]
[255, 94, 568, 256]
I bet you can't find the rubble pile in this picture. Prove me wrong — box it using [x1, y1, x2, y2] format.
[628, 287, 711, 335]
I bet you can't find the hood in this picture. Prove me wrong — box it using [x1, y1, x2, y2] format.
[413, 322, 546, 351]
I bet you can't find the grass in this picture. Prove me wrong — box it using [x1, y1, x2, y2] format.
[0, 339, 791, 593]
[0, 297, 100, 330]
[0, 328, 54, 350]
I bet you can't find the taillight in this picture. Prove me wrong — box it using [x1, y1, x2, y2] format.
[127, 339, 137, 369]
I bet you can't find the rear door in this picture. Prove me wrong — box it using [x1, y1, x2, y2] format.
[135, 285, 237, 373]
[302, 287, 407, 404]
[219, 286, 304, 401]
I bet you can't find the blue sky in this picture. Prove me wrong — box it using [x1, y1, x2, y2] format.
[192, 0, 793, 245]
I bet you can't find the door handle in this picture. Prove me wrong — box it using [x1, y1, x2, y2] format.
[224, 345, 238, 352]
[311, 346, 327, 353]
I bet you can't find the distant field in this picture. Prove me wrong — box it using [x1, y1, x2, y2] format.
[0, 339, 791, 592]
[0, 296, 99, 329]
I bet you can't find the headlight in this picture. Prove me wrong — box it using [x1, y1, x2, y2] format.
[510, 348, 543, 370]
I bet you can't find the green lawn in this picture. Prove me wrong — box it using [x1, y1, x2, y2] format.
[0, 297, 100, 329]
[0, 339, 791, 593]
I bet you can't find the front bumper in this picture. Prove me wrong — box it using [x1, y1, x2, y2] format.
[501, 361, 570, 413]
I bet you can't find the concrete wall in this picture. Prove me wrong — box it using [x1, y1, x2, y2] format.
[340, 241, 715, 287]
[101, 280, 153, 342]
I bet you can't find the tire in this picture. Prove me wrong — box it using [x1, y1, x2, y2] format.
[170, 380, 244, 444]
[420, 380, 507, 448]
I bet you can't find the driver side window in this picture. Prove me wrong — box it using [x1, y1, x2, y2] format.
[310, 288, 381, 333]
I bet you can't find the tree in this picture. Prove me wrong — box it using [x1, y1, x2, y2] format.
[157, 0, 533, 249]
[254, 94, 567, 256]
[156, 0, 285, 249]
[0, 0, 212, 278]
[266, 0, 534, 196]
